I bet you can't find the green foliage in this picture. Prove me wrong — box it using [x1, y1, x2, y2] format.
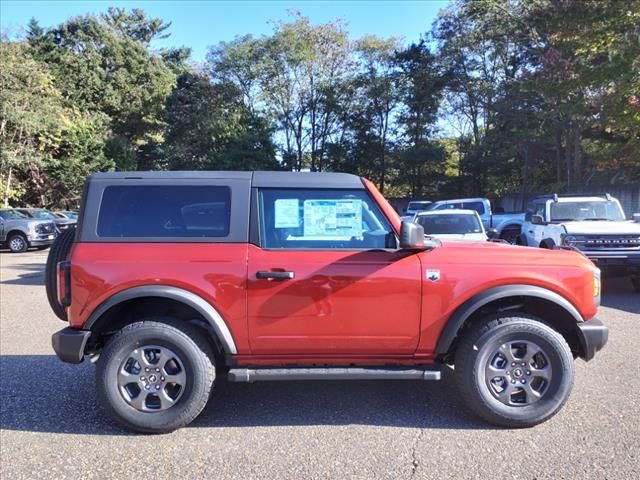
[0, 42, 112, 207]
[3, 3, 638, 207]
[164, 73, 278, 171]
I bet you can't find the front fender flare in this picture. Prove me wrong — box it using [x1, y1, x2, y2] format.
[85, 285, 238, 354]
[434, 284, 583, 356]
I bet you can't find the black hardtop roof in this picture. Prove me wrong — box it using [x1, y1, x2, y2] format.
[88, 170, 365, 189]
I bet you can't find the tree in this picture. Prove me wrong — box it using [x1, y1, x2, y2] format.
[395, 40, 448, 197]
[0, 42, 112, 207]
[27, 11, 177, 170]
[163, 73, 278, 171]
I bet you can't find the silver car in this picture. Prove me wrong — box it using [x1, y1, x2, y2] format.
[0, 208, 58, 252]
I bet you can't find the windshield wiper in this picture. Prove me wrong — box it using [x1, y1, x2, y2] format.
[583, 218, 614, 221]
[551, 218, 577, 222]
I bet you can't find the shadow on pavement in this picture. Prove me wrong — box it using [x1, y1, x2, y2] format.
[0, 263, 46, 286]
[0, 355, 490, 435]
[601, 277, 639, 314]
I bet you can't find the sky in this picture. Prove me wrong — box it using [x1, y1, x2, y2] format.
[1, 0, 449, 62]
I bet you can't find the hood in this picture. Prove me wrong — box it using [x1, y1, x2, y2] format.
[431, 233, 487, 241]
[434, 238, 593, 269]
[561, 220, 640, 236]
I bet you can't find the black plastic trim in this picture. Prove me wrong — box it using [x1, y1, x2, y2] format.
[435, 284, 584, 355]
[576, 317, 608, 361]
[84, 285, 238, 354]
[51, 327, 91, 363]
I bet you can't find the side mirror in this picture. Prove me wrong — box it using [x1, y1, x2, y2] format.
[399, 221, 427, 250]
[633, 213, 640, 223]
[487, 228, 499, 239]
[531, 215, 544, 225]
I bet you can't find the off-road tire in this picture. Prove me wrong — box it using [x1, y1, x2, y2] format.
[7, 233, 28, 253]
[96, 318, 215, 434]
[45, 226, 75, 320]
[499, 228, 521, 245]
[455, 314, 574, 428]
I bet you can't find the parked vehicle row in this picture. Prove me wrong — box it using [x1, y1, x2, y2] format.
[402, 197, 524, 243]
[0, 208, 78, 253]
[403, 193, 640, 291]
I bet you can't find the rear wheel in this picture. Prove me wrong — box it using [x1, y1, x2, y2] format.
[7, 233, 28, 253]
[96, 318, 215, 433]
[455, 314, 574, 427]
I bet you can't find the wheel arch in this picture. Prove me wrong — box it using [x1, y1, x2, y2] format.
[540, 238, 556, 249]
[435, 284, 584, 358]
[5, 229, 28, 240]
[85, 285, 238, 356]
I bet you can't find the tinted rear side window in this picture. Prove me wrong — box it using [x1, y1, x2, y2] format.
[97, 186, 231, 238]
[462, 201, 485, 215]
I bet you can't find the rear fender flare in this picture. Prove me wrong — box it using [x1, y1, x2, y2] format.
[85, 285, 238, 354]
[434, 284, 583, 355]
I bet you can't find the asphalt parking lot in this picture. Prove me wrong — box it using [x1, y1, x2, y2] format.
[1, 249, 638, 479]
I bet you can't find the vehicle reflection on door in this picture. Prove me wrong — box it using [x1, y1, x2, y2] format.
[247, 246, 423, 355]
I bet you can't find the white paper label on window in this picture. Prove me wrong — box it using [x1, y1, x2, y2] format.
[274, 198, 300, 228]
[303, 199, 362, 237]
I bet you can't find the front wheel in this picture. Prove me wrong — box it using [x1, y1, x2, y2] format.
[96, 318, 215, 433]
[8, 233, 28, 253]
[455, 314, 574, 427]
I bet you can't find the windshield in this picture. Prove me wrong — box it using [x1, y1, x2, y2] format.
[550, 201, 625, 222]
[416, 214, 482, 235]
[63, 211, 78, 219]
[407, 201, 431, 211]
[29, 210, 57, 219]
[0, 209, 27, 220]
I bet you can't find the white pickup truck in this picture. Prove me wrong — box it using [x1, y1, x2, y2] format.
[520, 194, 640, 291]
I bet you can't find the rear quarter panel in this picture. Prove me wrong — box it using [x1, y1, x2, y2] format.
[67, 243, 250, 351]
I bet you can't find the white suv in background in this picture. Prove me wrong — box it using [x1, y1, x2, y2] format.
[521, 194, 640, 291]
[413, 209, 489, 241]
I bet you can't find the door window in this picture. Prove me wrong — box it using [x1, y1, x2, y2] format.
[462, 201, 485, 215]
[259, 189, 394, 249]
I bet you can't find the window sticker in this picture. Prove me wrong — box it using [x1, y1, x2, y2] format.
[274, 198, 300, 228]
[303, 199, 362, 238]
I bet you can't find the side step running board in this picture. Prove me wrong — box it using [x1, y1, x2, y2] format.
[228, 367, 441, 383]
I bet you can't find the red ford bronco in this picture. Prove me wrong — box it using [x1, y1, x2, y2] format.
[47, 171, 608, 433]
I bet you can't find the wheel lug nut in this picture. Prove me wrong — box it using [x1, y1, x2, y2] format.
[140, 376, 145, 381]
[506, 371, 510, 375]
[145, 385, 150, 390]
[145, 368, 150, 372]
[511, 380, 516, 384]
[521, 362, 526, 366]
[521, 379, 526, 384]
[161, 377, 165, 381]
[511, 362, 516, 367]
[526, 371, 531, 376]
[155, 385, 160, 390]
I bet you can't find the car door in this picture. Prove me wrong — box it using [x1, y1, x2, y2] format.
[247, 187, 423, 355]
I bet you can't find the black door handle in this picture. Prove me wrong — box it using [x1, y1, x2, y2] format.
[256, 271, 295, 280]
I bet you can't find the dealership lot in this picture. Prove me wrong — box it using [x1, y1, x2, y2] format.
[1, 250, 638, 480]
